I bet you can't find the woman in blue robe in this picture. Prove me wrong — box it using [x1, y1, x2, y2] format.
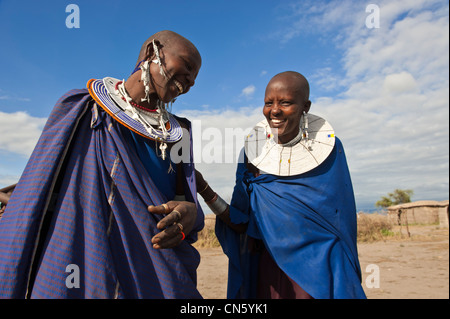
[0, 30, 205, 298]
[196, 71, 366, 299]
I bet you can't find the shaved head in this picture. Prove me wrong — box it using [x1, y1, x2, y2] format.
[125, 30, 202, 106]
[267, 71, 310, 103]
[263, 71, 312, 144]
[135, 30, 201, 69]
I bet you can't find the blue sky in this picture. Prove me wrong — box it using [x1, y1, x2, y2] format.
[0, 0, 449, 211]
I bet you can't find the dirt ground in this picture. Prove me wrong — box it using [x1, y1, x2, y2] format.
[196, 225, 449, 299]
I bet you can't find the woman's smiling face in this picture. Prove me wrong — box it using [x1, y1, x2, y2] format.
[263, 73, 311, 144]
[150, 38, 202, 103]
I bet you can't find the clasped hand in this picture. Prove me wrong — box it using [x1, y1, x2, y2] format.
[148, 201, 197, 249]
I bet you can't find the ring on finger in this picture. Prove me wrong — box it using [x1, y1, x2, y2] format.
[162, 203, 169, 214]
[176, 222, 184, 232]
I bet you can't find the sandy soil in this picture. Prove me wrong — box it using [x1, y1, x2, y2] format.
[196, 225, 449, 299]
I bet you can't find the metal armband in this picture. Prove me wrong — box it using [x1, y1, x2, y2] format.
[206, 194, 228, 216]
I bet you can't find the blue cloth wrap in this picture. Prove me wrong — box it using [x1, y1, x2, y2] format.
[216, 139, 366, 299]
[0, 89, 204, 298]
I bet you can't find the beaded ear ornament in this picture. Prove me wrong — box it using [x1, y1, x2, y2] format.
[140, 40, 169, 104]
[105, 39, 178, 161]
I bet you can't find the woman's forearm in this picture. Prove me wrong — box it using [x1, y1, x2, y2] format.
[196, 170, 247, 234]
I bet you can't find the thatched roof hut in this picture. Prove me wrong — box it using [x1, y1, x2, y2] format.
[387, 200, 449, 228]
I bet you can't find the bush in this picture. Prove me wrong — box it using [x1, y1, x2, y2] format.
[357, 213, 396, 242]
[194, 215, 221, 248]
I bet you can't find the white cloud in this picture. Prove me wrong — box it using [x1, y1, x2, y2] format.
[0, 111, 46, 187]
[310, 67, 343, 92]
[382, 72, 418, 94]
[0, 111, 46, 157]
[240, 85, 256, 98]
[179, 106, 263, 208]
[270, 1, 358, 44]
[0, 174, 19, 188]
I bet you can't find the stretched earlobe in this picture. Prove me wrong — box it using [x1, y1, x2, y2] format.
[304, 100, 312, 113]
[144, 39, 159, 60]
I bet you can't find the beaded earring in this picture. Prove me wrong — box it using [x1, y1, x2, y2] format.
[151, 40, 168, 79]
[140, 60, 151, 103]
[140, 40, 168, 104]
[302, 111, 309, 140]
[302, 111, 313, 149]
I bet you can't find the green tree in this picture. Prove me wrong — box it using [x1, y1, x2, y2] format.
[375, 189, 414, 209]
